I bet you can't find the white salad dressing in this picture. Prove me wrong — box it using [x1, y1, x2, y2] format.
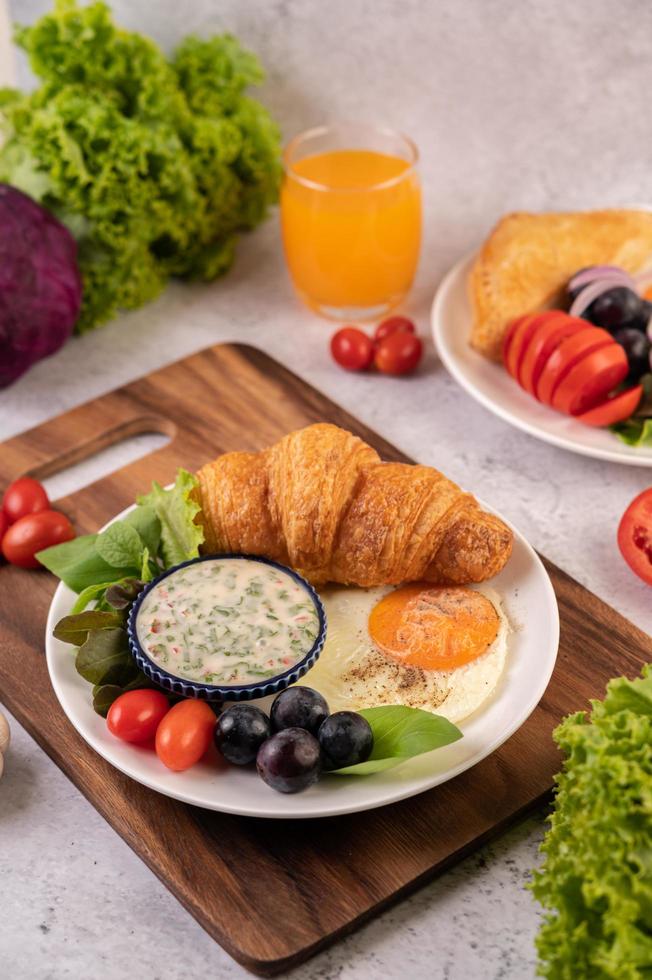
[136, 558, 320, 686]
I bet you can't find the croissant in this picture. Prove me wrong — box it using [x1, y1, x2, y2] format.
[193, 423, 512, 588]
[470, 209, 652, 361]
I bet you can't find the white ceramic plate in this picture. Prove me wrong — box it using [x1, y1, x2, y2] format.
[45, 501, 559, 819]
[432, 251, 652, 466]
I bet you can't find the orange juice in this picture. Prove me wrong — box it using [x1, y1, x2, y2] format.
[281, 148, 421, 318]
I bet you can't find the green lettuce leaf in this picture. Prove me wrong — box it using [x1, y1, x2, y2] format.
[531, 666, 652, 979]
[0, 0, 280, 332]
[331, 706, 462, 776]
[137, 469, 203, 567]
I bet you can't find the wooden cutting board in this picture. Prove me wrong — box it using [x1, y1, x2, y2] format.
[0, 343, 649, 975]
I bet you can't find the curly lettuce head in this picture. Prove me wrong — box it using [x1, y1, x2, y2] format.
[0, 0, 281, 331]
[532, 666, 652, 979]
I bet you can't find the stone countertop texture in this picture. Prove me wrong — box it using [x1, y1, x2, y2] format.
[2, 1, 652, 977]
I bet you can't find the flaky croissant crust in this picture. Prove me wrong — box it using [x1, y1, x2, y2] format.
[194, 424, 512, 587]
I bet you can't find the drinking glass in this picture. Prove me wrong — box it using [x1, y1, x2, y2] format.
[281, 122, 421, 320]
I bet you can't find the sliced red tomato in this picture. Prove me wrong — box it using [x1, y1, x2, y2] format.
[536, 327, 613, 405]
[504, 314, 541, 379]
[518, 313, 584, 396]
[575, 385, 643, 427]
[618, 488, 652, 585]
[502, 315, 529, 371]
[551, 344, 628, 416]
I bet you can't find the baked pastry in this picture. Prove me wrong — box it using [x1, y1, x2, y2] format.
[194, 423, 512, 587]
[469, 209, 652, 361]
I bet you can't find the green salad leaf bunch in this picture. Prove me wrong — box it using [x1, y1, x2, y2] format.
[532, 667, 652, 979]
[0, 0, 281, 331]
[42, 468, 204, 714]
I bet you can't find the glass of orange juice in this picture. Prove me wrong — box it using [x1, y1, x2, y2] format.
[281, 122, 421, 320]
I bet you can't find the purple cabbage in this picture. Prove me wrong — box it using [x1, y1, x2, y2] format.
[0, 184, 82, 387]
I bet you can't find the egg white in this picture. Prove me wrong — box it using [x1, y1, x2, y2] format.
[301, 584, 509, 724]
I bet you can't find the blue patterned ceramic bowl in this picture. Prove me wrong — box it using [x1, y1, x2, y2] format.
[127, 553, 327, 702]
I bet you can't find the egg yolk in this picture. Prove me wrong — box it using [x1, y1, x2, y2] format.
[368, 585, 499, 671]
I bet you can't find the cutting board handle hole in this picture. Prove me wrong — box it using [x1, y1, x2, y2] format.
[28, 416, 175, 500]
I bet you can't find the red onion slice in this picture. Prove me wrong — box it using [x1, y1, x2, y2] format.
[569, 265, 636, 294]
[569, 277, 637, 318]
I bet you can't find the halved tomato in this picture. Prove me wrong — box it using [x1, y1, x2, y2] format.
[536, 327, 613, 405]
[504, 314, 542, 380]
[618, 488, 652, 585]
[551, 344, 628, 416]
[518, 313, 584, 396]
[575, 385, 643, 427]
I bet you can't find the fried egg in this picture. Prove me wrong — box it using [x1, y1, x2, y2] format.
[301, 583, 509, 723]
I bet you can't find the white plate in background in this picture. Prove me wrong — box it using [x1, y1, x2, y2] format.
[432, 251, 652, 466]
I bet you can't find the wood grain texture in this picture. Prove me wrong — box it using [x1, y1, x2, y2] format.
[0, 343, 649, 975]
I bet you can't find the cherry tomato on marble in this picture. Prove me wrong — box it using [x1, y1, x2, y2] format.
[2, 477, 49, 525]
[155, 699, 217, 772]
[107, 689, 170, 744]
[330, 327, 374, 371]
[374, 331, 423, 376]
[374, 316, 416, 345]
[618, 488, 652, 586]
[2, 510, 75, 568]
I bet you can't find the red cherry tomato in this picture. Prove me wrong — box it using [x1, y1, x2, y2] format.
[618, 488, 652, 586]
[575, 385, 643, 427]
[374, 332, 423, 376]
[330, 327, 374, 371]
[2, 510, 75, 568]
[536, 327, 612, 405]
[107, 689, 170, 744]
[2, 477, 50, 525]
[374, 316, 416, 344]
[155, 699, 216, 772]
[551, 344, 628, 416]
[0, 511, 8, 546]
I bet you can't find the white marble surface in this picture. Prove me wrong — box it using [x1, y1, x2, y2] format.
[2, 0, 652, 976]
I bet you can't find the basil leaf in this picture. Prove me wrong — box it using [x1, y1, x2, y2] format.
[71, 581, 115, 614]
[123, 505, 161, 557]
[96, 522, 144, 569]
[53, 610, 124, 645]
[91, 684, 126, 717]
[330, 706, 462, 776]
[104, 578, 144, 610]
[75, 628, 137, 686]
[37, 533, 138, 593]
[611, 418, 652, 446]
[92, 674, 156, 716]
